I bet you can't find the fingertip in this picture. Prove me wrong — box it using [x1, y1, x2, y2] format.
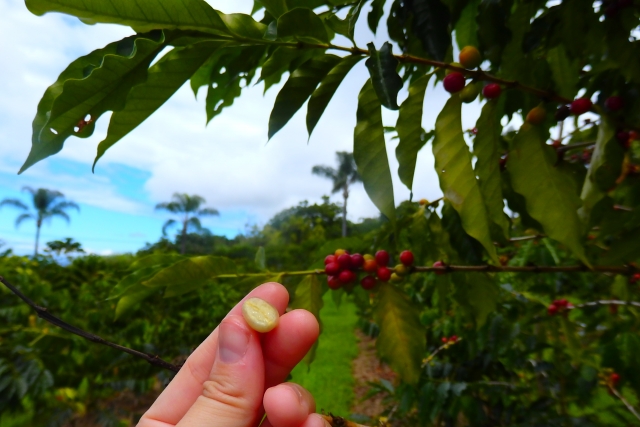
[304, 413, 333, 427]
[264, 383, 315, 427]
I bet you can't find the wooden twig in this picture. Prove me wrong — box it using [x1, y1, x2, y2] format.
[571, 300, 640, 309]
[608, 385, 640, 422]
[412, 265, 638, 275]
[0, 275, 181, 373]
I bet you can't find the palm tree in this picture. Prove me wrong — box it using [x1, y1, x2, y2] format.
[0, 187, 79, 256]
[312, 152, 361, 237]
[155, 193, 219, 254]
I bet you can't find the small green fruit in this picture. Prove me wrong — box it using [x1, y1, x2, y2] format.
[459, 82, 480, 103]
[390, 273, 403, 283]
[395, 264, 409, 276]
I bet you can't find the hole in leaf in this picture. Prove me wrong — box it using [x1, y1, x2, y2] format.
[85, 114, 92, 122]
[211, 82, 218, 89]
[74, 126, 80, 132]
[50, 128, 58, 135]
[219, 67, 226, 74]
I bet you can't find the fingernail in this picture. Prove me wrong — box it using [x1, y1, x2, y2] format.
[218, 321, 250, 364]
[286, 383, 304, 404]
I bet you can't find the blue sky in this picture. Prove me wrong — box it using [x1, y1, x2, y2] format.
[3, 0, 542, 256]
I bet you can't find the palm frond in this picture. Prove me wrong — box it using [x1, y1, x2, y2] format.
[186, 216, 202, 232]
[155, 201, 182, 213]
[0, 199, 28, 210]
[198, 208, 219, 216]
[51, 201, 80, 212]
[15, 213, 35, 228]
[161, 219, 177, 236]
[311, 165, 338, 180]
[47, 209, 71, 224]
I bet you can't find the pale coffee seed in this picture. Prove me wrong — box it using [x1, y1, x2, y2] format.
[242, 297, 279, 333]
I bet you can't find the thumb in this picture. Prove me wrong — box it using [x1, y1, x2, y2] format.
[177, 316, 265, 427]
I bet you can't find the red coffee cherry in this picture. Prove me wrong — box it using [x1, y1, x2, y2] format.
[629, 273, 640, 284]
[325, 262, 340, 276]
[433, 260, 446, 275]
[360, 275, 376, 290]
[443, 72, 466, 93]
[375, 250, 390, 267]
[377, 266, 392, 282]
[399, 250, 414, 266]
[324, 255, 336, 265]
[611, 373, 621, 385]
[548, 304, 559, 316]
[441, 337, 449, 343]
[482, 83, 501, 99]
[570, 98, 592, 115]
[449, 335, 458, 342]
[337, 254, 352, 270]
[350, 253, 365, 269]
[338, 269, 356, 284]
[556, 299, 568, 307]
[605, 96, 624, 112]
[327, 275, 341, 290]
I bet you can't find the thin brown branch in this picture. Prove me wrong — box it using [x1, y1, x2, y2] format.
[556, 141, 596, 153]
[422, 338, 463, 367]
[508, 234, 545, 242]
[608, 385, 640, 422]
[411, 265, 637, 274]
[0, 275, 181, 373]
[571, 300, 640, 309]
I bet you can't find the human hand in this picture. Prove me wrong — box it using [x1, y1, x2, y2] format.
[137, 282, 328, 427]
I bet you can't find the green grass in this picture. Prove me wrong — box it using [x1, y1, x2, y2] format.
[290, 291, 359, 416]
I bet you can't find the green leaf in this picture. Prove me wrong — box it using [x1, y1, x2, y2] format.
[374, 284, 425, 384]
[291, 275, 324, 365]
[396, 74, 432, 191]
[108, 253, 185, 300]
[409, 0, 451, 61]
[25, 0, 233, 35]
[367, 0, 385, 34]
[306, 55, 363, 137]
[507, 125, 588, 264]
[452, 273, 498, 327]
[93, 41, 222, 168]
[473, 101, 509, 239]
[442, 202, 485, 264]
[268, 54, 341, 139]
[145, 255, 237, 298]
[600, 228, 640, 265]
[257, 0, 288, 18]
[114, 283, 161, 321]
[432, 95, 498, 263]
[454, 0, 479, 50]
[579, 120, 621, 223]
[353, 80, 396, 225]
[20, 32, 167, 173]
[346, 0, 366, 41]
[277, 8, 329, 43]
[547, 45, 579, 100]
[255, 246, 266, 270]
[259, 47, 317, 93]
[365, 42, 402, 110]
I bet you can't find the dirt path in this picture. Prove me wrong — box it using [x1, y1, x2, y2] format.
[350, 330, 397, 419]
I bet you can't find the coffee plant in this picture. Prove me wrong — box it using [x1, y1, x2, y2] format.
[5, 0, 640, 424]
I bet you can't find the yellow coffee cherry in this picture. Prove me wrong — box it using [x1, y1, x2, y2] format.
[242, 297, 279, 333]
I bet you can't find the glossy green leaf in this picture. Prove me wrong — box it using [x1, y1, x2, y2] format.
[93, 42, 221, 169]
[410, 0, 451, 61]
[433, 95, 498, 262]
[395, 74, 432, 191]
[507, 125, 588, 264]
[259, 47, 317, 93]
[579, 120, 620, 223]
[306, 55, 363, 137]
[547, 45, 579, 100]
[291, 275, 324, 365]
[367, 0, 385, 34]
[454, 0, 479, 50]
[346, 0, 366, 41]
[474, 101, 509, 239]
[426, 208, 460, 263]
[256, 0, 288, 18]
[108, 254, 184, 300]
[451, 273, 498, 327]
[374, 284, 425, 384]
[25, 0, 231, 35]
[20, 33, 167, 173]
[353, 80, 396, 225]
[365, 42, 402, 110]
[442, 202, 485, 265]
[144, 255, 237, 298]
[277, 8, 329, 43]
[268, 54, 341, 139]
[114, 283, 161, 320]
[600, 227, 640, 265]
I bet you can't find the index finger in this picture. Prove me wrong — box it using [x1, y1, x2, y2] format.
[140, 282, 289, 426]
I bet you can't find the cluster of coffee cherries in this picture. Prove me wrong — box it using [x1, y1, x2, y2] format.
[440, 335, 458, 344]
[324, 249, 415, 290]
[628, 273, 640, 284]
[599, 369, 622, 390]
[547, 299, 572, 316]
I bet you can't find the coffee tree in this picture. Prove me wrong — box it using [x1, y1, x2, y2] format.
[9, 0, 640, 424]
